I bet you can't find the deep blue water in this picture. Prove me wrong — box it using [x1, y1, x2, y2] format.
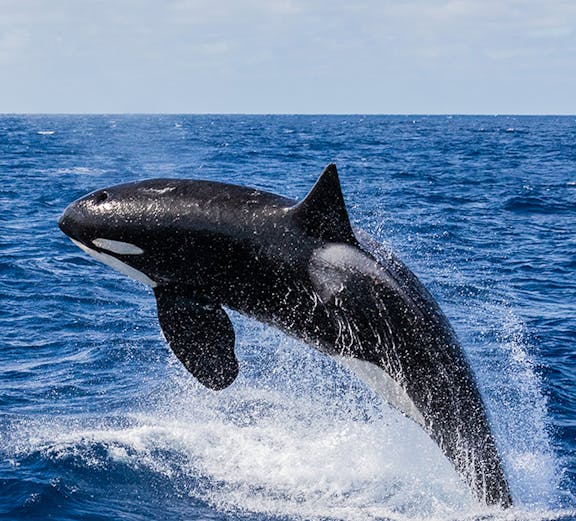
[1, 114, 575, 520]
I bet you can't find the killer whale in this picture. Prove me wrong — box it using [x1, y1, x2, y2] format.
[58, 164, 512, 508]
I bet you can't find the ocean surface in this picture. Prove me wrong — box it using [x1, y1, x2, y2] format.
[1, 114, 575, 521]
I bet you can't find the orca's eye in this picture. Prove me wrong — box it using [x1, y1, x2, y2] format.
[94, 191, 109, 204]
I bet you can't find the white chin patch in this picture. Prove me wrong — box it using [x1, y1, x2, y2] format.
[92, 238, 144, 255]
[332, 356, 426, 428]
[70, 238, 157, 288]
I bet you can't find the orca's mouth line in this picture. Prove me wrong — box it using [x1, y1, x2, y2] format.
[70, 238, 157, 288]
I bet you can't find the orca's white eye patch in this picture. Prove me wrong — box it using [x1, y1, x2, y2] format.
[92, 238, 144, 255]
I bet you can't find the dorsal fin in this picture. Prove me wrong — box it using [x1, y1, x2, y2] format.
[290, 164, 357, 245]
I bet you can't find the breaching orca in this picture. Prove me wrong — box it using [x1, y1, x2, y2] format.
[58, 164, 512, 507]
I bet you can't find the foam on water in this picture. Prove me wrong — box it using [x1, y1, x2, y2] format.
[3, 320, 572, 521]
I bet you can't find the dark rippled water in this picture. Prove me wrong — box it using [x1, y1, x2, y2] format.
[1, 115, 575, 520]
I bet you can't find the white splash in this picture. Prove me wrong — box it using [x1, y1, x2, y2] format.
[6, 321, 574, 520]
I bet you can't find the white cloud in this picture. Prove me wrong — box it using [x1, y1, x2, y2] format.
[0, 29, 29, 53]
[190, 41, 230, 56]
[0, 29, 30, 64]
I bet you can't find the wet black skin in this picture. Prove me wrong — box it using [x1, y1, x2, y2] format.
[58, 164, 512, 508]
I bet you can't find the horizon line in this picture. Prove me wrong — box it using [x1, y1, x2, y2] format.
[1, 112, 575, 117]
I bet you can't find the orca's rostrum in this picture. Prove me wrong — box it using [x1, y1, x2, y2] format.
[58, 164, 512, 508]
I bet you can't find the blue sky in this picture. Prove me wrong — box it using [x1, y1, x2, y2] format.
[1, 0, 575, 114]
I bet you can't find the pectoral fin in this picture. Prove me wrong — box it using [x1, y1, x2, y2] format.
[154, 287, 238, 390]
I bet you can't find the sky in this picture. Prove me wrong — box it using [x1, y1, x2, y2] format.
[1, 0, 575, 114]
